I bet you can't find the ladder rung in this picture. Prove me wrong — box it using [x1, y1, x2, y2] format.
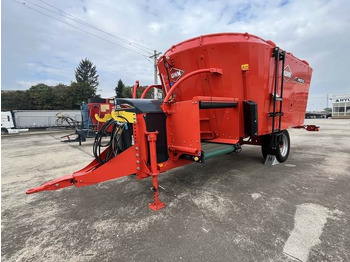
[269, 112, 284, 117]
[271, 94, 283, 101]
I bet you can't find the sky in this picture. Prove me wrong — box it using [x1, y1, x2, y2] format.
[2, 0, 350, 110]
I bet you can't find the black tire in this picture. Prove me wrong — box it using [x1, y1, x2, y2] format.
[1, 128, 9, 135]
[274, 130, 290, 162]
[261, 130, 290, 163]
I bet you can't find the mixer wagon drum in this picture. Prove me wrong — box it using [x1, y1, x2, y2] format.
[158, 33, 312, 163]
[26, 32, 312, 210]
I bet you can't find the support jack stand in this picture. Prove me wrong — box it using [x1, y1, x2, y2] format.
[149, 195, 165, 211]
[149, 203, 165, 211]
[149, 176, 165, 211]
[147, 132, 165, 211]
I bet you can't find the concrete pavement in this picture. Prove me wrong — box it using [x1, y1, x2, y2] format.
[1, 119, 349, 261]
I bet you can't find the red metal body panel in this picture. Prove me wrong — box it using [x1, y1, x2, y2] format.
[196, 96, 240, 143]
[162, 100, 201, 159]
[158, 33, 312, 140]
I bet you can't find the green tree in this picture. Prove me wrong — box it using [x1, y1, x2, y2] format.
[122, 86, 132, 98]
[52, 84, 75, 109]
[120, 85, 163, 99]
[70, 82, 97, 107]
[1, 90, 30, 110]
[115, 79, 125, 98]
[27, 84, 54, 109]
[75, 58, 99, 90]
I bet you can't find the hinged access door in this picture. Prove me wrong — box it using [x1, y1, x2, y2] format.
[164, 100, 201, 159]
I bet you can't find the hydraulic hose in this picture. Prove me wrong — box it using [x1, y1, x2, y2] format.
[93, 116, 131, 164]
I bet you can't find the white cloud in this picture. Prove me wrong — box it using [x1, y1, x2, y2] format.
[2, 0, 350, 110]
[147, 22, 162, 32]
[16, 79, 64, 89]
[26, 62, 70, 76]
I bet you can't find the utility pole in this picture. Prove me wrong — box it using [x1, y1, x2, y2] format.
[150, 50, 162, 99]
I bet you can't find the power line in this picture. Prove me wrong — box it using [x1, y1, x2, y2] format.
[10, 0, 154, 62]
[37, 0, 153, 52]
[27, 0, 154, 54]
[19, 0, 153, 55]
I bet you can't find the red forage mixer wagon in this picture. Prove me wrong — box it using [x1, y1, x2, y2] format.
[27, 33, 313, 210]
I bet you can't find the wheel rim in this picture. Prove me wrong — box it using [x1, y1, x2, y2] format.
[279, 134, 289, 157]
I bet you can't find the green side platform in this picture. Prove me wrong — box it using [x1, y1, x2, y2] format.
[201, 142, 236, 160]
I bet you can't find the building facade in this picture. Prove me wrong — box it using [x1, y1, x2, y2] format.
[332, 94, 350, 118]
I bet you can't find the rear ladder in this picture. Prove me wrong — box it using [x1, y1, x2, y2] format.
[269, 47, 286, 133]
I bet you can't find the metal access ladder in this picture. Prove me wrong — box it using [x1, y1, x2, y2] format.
[269, 47, 286, 133]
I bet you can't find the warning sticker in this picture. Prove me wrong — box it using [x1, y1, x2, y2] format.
[241, 64, 249, 71]
[284, 65, 292, 82]
[170, 67, 184, 83]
